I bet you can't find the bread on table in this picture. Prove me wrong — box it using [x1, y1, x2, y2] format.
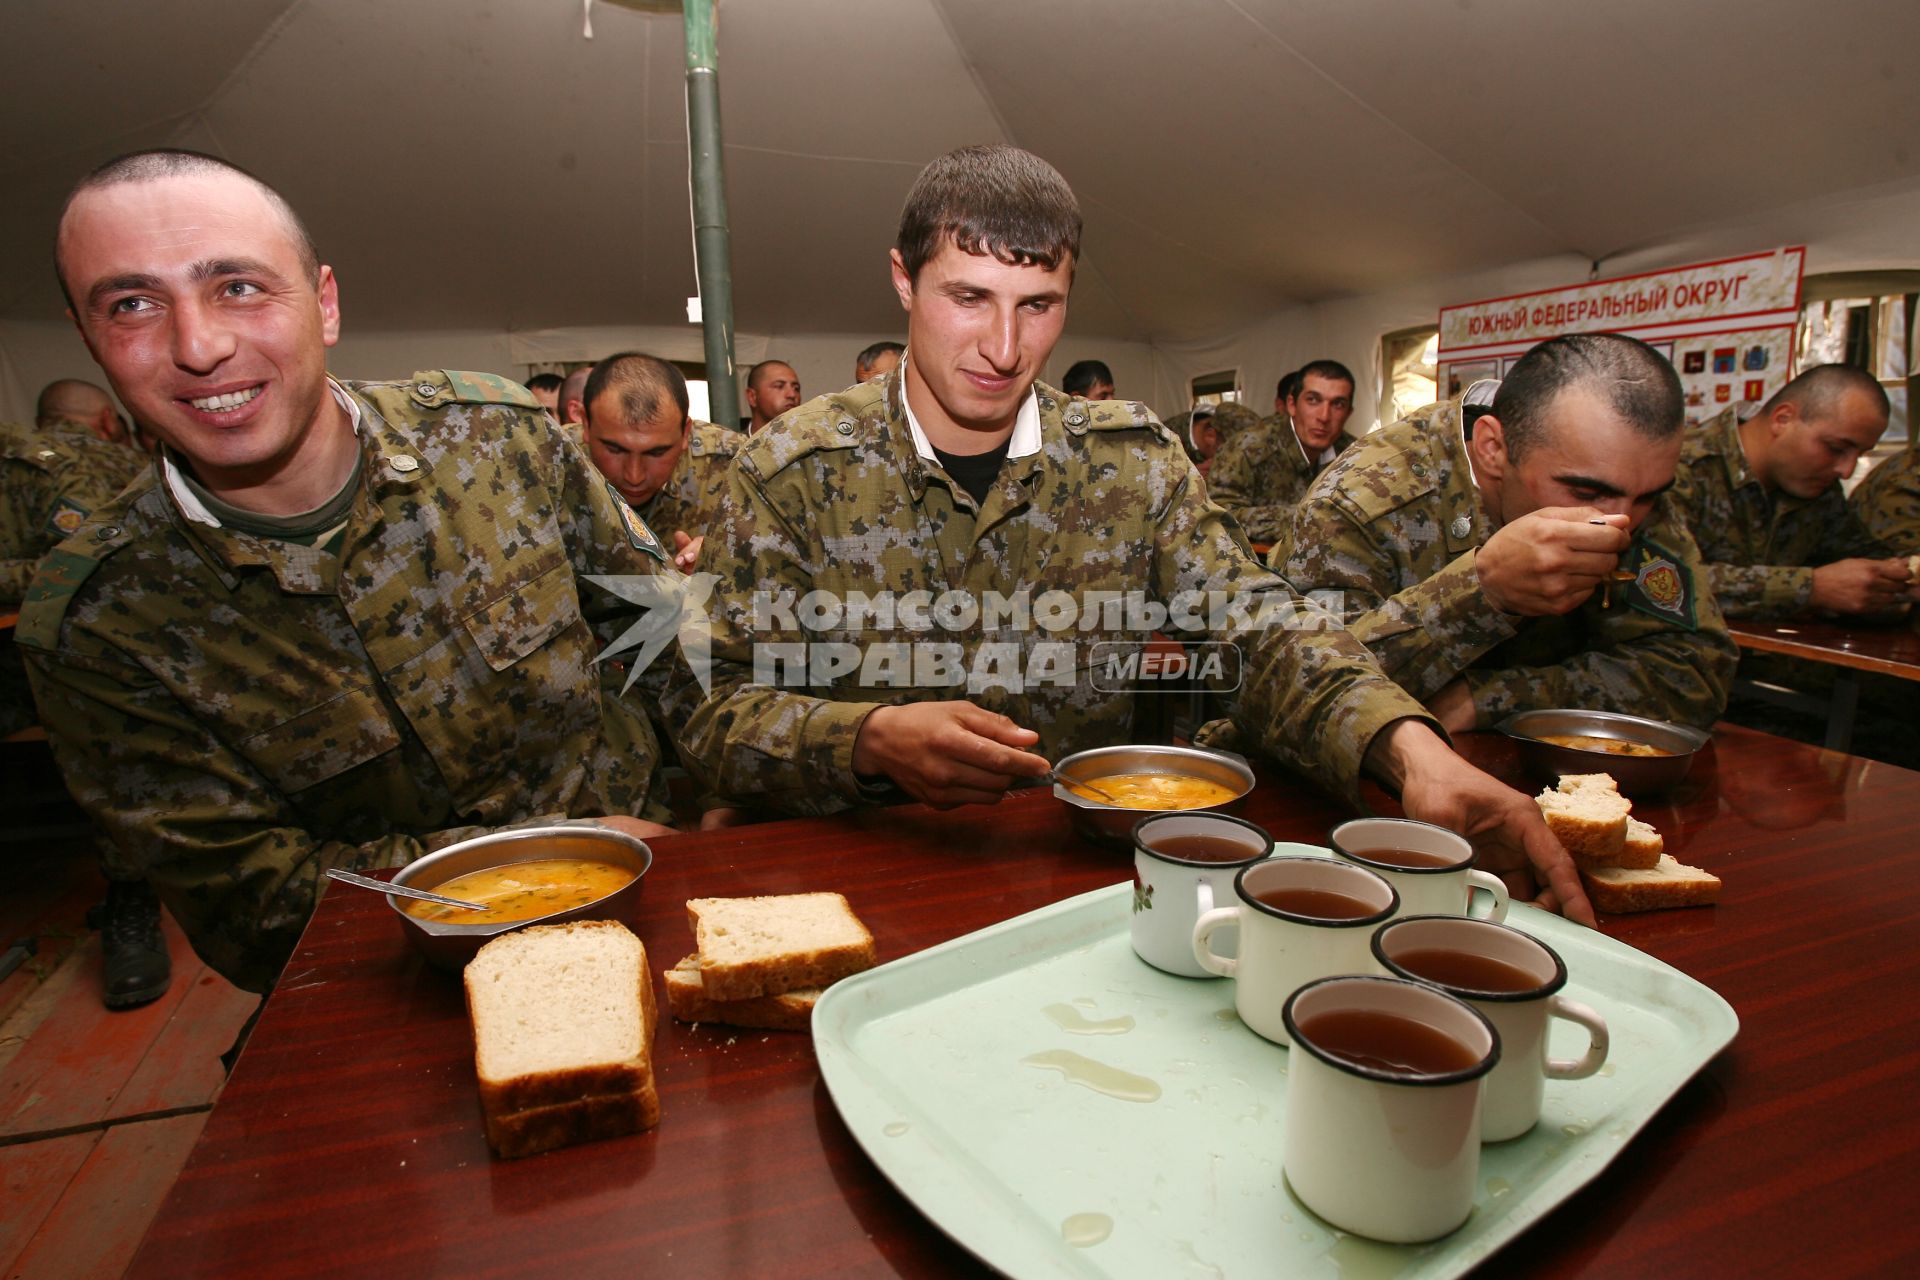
[665, 954, 820, 1031]
[686, 892, 875, 1001]
[465, 920, 660, 1158]
[1535, 773, 1631, 861]
[1583, 855, 1722, 914]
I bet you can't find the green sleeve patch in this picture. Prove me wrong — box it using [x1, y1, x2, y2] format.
[1623, 536, 1698, 630]
[422, 369, 539, 409]
[607, 481, 666, 562]
[46, 497, 91, 538]
[14, 547, 106, 649]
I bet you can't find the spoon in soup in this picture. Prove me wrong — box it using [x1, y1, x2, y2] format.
[325, 867, 487, 911]
[1045, 766, 1127, 806]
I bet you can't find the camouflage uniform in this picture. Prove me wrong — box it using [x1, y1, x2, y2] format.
[18, 371, 673, 992]
[1671, 407, 1891, 618]
[663, 372, 1432, 816]
[1, 420, 147, 601]
[1207, 412, 1360, 544]
[631, 419, 746, 541]
[1848, 448, 1920, 553]
[1272, 398, 1736, 730]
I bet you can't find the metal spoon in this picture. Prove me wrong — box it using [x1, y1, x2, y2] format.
[325, 866, 487, 911]
[1047, 767, 1127, 806]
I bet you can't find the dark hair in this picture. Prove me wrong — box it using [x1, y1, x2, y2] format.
[1292, 360, 1356, 397]
[855, 341, 905, 378]
[896, 145, 1082, 282]
[56, 149, 320, 304]
[1061, 359, 1113, 396]
[525, 372, 564, 394]
[1762, 362, 1890, 421]
[747, 359, 796, 391]
[1491, 333, 1684, 461]
[1275, 370, 1302, 403]
[583, 352, 688, 427]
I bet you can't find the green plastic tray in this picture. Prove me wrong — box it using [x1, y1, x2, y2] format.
[814, 850, 1738, 1279]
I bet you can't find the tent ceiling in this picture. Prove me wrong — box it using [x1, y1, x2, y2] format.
[4, 0, 1917, 346]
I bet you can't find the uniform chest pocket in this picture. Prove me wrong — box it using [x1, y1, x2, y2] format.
[462, 562, 585, 671]
[240, 683, 405, 794]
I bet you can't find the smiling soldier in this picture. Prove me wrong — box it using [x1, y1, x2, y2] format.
[20, 150, 676, 993]
[1272, 335, 1736, 735]
[669, 144, 1593, 922]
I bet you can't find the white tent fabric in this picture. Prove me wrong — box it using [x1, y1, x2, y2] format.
[4, 0, 1919, 424]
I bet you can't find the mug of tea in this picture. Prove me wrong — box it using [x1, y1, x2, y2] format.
[1282, 974, 1499, 1243]
[1329, 817, 1509, 923]
[1131, 813, 1275, 977]
[1372, 915, 1609, 1141]
[1191, 855, 1397, 1045]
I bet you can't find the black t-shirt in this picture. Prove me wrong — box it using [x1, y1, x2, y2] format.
[932, 437, 1013, 506]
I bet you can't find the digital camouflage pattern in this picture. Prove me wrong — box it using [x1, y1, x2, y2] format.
[663, 372, 1432, 815]
[18, 371, 673, 992]
[632, 418, 745, 542]
[1206, 412, 1360, 544]
[1848, 447, 1920, 553]
[1, 420, 147, 600]
[1272, 398, 1736, 730]
[1671, 407, 1891, 618]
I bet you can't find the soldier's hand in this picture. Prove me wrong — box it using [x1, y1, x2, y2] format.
[1477, 508, 1630, 616]
[1810, 557, 1912, 614]
[852, 701, 1050, 808]
[672, 530, 703, 571]
[592, 815, 679, 840]
[1364, 719, 1596, 926]
[1425, 680, 1478, 734]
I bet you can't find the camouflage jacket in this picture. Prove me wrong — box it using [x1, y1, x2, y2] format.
[1848, 448, 1920, 554]
[1671, 407, 1890, 618]
[1206, 413, 1360, 543]
[1271, 398, 1736, 730]
[1, 420, 147, 601]
[663, 372, 1431, 816]
[18, 371, 673, 992]
[634, 419, 745, 542]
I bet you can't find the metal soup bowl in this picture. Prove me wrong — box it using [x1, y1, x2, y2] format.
[1497, 709, 1709, 796]
[1052, 744, 1255, 846]
[385, 825, 653, 970]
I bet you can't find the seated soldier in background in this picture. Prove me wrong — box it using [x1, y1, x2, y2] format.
[38, 377, 139, 450]
[1186, 403, 1219, 475]
[1208, 360, 1362, 543]
[1847, 443, 1920, 554]
[745, 359, 802, 433]
[1061, 358, 1114, 400]
[854, 340, 905, 384]
[581, 351, 744, 570]
[669, 143, 1591, 921]
[4, 395, 146, 603]
[1274, 334, 1736, 734]
[23, 149, 677, 993]
[1671, 364, 1906, 618]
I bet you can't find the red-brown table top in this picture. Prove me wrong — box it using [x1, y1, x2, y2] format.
[1728, 616, 1920, 680]
[128, 725, 1920, 1278]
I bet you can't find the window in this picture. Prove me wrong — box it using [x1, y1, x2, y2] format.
[1797, 271, 1918, 444]
[1380, 326, 1439, 427]
[1189, 369, 1243, 410]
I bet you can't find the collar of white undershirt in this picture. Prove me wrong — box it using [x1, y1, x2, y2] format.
[1290, 427, 1337, 470]
[165, 378, 361, 528]
[900, 363, 1042, 463]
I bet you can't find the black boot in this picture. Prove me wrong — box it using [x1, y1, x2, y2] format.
[85, 880, 172, 1009]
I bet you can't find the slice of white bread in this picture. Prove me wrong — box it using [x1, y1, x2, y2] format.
[1582, 854, 1721, 913]
[1536, 774, 1630, 862]
[465, 920, 660, 1158]
[687, 893, 876, 1001]
[665, 954, 819, 1031]
[1621, 817, 1664, 867]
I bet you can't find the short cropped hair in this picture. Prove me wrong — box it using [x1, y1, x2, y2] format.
[1293, 360, 1356, 395]
[1761, 362, 1890, 421]
[56, 149, 320, 303]
[896, 145, 1082, 282]
[525, 372, 564, 395]
[1491, 333, 1684, 461]
[1061, 359, 1113, 396]
[1275, 370, 1302, 403]
[747, 359, 795, 391]
[855, 340, 905, 376]
[583, 352, 689, 427]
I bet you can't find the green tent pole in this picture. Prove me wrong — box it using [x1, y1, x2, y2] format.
[683, 0, 739, 427]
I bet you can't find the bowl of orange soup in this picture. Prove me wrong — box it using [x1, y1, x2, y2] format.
[1052, 744, 1255, 846]
[384, 825, 653, 969]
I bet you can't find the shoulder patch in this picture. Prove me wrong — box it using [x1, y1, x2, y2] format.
[46, 497, 91, 538]
[1623, 537, 1698, 630]
[407, 369, 539, 410]
[607, 481, 666, 562]
[14, 547, 113, 650]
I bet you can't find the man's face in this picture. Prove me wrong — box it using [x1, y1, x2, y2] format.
[1765, 389, 1889, 500]
[746, 363, 801, 425]
[59, 171, 339, 485]
[584, 394, 690, 507]
[1286, 374, 1354, 453]
[1480, 385, 1681, 533]
[890, 240, 1071, 440]
[1085, 377, 1115, 401]
[1191, 415, 1219, 460]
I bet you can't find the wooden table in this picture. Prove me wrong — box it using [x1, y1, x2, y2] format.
[128, 726, 1920, 1278]
[1729, 617, 1920, 748]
